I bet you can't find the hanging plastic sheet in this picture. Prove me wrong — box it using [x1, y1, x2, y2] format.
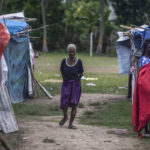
[133, 26, 150, 49]
[116, 40, 131, 75]
[4, 36, 29, 103]
[0, 56, 18, 133]
[0, 19, 28, 35]
[1, 19, 30, 103]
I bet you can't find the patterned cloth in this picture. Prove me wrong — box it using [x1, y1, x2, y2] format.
[139, 56, 150, 67]
[60, 80, 81, 109]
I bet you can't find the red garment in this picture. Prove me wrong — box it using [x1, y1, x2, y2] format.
[132, 63, 150, 135]
[0, 22, 10, 59]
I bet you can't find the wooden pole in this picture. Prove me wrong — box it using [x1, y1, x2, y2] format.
[120, 25, 132, 30]
[120, 24, 150, 31]
[90, 32, 93, 57]
[127, 74, 132, 99]
[96, 0, 104, 54]
[41, 0, 48, 52]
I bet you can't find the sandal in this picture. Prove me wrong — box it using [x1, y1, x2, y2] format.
[59, 118, 68, 127]
[68, 125, 77, 129]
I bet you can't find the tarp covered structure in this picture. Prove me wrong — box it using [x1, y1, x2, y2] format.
[1, 19, 30, 103]
[116, 25, 150, 99]
[116, 25, 150, 75]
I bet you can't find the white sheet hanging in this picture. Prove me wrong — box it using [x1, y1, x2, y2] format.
[0, 55, 8, 85]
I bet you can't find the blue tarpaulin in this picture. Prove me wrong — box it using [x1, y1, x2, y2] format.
[0, 19, 28, 35]
[133, 27, 150, 49]
[1, 19, 30, 103]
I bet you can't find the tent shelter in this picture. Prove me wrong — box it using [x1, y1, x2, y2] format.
[0, 12, 34, 103]
[2, 19, 31, 103]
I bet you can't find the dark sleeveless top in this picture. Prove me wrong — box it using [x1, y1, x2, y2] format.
[60, 58, 84, 81]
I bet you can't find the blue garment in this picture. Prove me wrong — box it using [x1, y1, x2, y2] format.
[139, 56, 150, 67]
[116, 40, 131, 75]
[133, 26, 150, 49]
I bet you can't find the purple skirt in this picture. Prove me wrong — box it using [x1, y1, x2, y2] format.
[60, 80, 81, 109]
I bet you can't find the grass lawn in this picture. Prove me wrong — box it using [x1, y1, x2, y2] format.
[33, 52, 128, 96]
[79, 99, 139, 137]
[12, 103, 61, 116]
[11, 52, 134, 143]
[13, 51, 129, 122]
[79, 100, 132, 129]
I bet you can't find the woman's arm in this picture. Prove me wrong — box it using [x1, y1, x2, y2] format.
[78, 72, 83, 79]
[60, 59, 64, 79]
[78, 59, 84, 79]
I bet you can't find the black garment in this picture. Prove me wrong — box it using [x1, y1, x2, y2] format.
[60, 58, 84, 81]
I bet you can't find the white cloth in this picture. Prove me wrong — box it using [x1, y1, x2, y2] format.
[29, 42, 34, 67]
[0, 55, 8, 85]
[117, 32, 129, 42]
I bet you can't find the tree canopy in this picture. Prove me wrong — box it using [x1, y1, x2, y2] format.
[110, 0, 150, 25]
[2, 0, 149, 52]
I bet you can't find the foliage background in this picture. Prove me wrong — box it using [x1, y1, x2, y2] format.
[2, 0, 150, 52]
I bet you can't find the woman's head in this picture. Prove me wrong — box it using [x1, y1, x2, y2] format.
[67, 44, 76, 59]
[144, 40, 150, 57]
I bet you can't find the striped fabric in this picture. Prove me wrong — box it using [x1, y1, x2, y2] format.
[0, 84, 18, 133]
[0, 58, 18, 133]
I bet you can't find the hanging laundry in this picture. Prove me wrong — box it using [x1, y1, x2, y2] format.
[116, 40, 131, 75]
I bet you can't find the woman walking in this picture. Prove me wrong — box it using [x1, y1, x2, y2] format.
[59, 44, 84, 129]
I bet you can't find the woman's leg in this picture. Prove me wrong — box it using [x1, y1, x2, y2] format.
[68, 105, 77, 128]
[59, 108, 68, 126]
[63, 108, 68, 120]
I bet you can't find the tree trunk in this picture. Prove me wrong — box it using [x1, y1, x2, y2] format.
[0, 0, 5, 15]
[41, 0, 48, 52]
[96, 0, 104, 54]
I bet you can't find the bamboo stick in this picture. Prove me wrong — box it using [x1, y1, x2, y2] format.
[120, 25, 132, 30]
[11, 25, 48, 37]
[131, 25, 150, 31]
[120, 24, 150, 31]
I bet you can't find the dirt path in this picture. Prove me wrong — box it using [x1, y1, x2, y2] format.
[18, 94, 145, 150]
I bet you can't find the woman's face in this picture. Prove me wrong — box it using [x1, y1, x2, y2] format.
[68, 48, 76, 58]
[146, 43, 150, 56]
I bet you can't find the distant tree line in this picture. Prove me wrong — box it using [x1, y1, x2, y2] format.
[2, 0, 150, 52]
[110, 0, 150, 26]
